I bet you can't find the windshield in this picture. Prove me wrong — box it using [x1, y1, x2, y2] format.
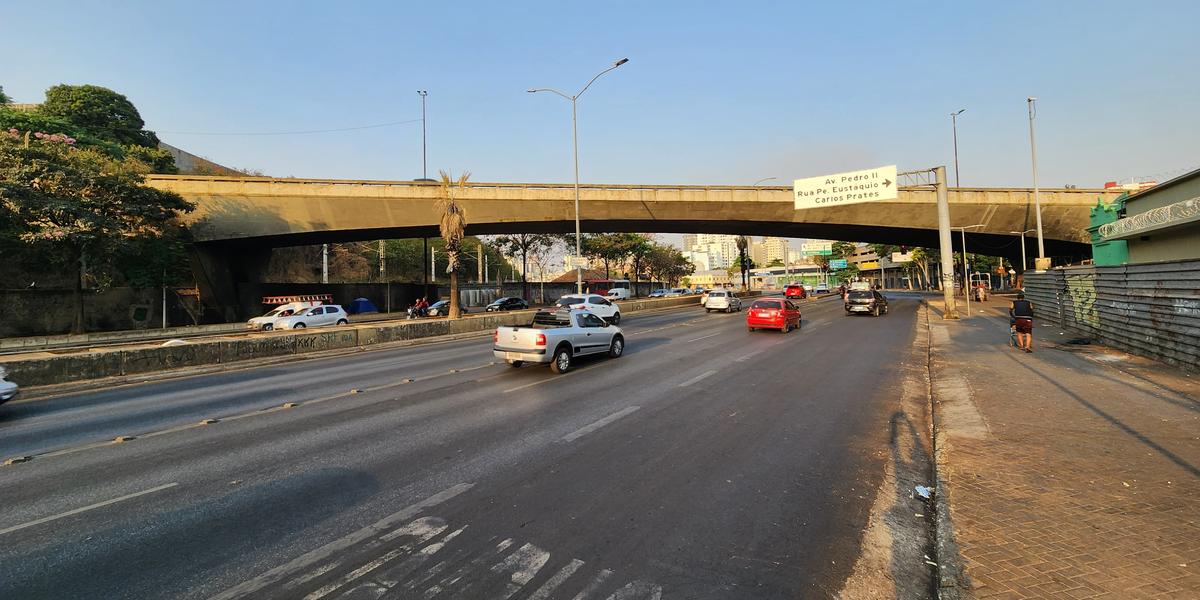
[849, 291, 874, 300]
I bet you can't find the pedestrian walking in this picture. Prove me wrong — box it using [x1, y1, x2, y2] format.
[1009, 292, 1035, 352]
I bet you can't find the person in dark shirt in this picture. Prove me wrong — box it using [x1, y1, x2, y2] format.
[1009, 292, 1035, 353]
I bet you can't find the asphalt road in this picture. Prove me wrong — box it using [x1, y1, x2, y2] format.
[0, 294, 923, 599]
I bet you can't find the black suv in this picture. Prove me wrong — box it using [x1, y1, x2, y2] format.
[845, 290, 889, 316]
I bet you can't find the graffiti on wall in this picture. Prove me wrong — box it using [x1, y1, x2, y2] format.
[1064, 272, 1100, 330]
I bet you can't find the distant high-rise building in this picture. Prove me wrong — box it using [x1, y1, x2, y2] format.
[760, 237, 789, 265]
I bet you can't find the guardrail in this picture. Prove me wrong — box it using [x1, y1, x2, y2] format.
[0, 294, 735, 389]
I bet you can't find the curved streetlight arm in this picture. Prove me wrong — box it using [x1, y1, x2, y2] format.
[577, 59, 627, 99]
[527, 87, 573, 102]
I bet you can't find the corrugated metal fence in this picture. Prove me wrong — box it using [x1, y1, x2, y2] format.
[1023, 259, 1200, 370]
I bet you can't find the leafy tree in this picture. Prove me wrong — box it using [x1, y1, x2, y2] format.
[0, 86, 10, 104]
[625, 234, 653, 293]
[436, 170, 469, 318]
[41, 84, 159, 147]
[644, 243, 693, 286]
[831, 240, 857, 259]
[493, 233, 556, 299]
[0, 134, 194, 332]
[766, 258, 784, 267]
[735, 235, 751, 291]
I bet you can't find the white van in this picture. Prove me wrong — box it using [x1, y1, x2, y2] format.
[602, 279, 632, 300]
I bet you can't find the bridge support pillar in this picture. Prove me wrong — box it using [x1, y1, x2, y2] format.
[188, 243, 273, 323]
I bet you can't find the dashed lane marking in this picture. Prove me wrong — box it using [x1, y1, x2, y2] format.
[0, 482, 178, 537]
[208, 483, 473, 600]
[561, 406, 642, 443]
[685, 332, 722, 343]
[503, 372, 575, 394]
[678, 370, 718, 387]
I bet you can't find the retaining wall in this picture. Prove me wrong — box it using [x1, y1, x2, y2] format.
[0, 293, 735, 388]
[1023, 259, 1200, 370]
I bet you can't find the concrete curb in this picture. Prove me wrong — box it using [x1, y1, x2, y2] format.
[923, 300, 974, 599]
[7, 295, 734, 402]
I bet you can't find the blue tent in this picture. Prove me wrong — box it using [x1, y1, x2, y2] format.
[346, 297, 379, 314]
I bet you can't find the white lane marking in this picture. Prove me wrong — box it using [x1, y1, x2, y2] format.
[0, 482, 177, 537]
[561, 406, 642, 443]
[572, 569, 614, 600]
[527, 559, 585, 600]
[209, 483, 473, 600]
[490, 542, 552, 599]
[685, 332, 721, 343]
[411, 538, 514, 595]
[734, 350, 764, 362]
[606, 581, 664, 600]
[303, 518, 451, 600]
[678, 369, 717, 387]
[503, 372, 573, 394]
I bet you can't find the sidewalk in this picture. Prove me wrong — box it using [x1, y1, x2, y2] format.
[927, 296, 1200, 599]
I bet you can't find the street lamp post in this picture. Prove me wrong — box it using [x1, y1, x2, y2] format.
[954, 224, 986, 316]
[1027, 97, 1046, 264]
[752, 177, 777, 186]
[417, 91, 429, 180]
[951, 109, 965, 187]
[528, 58, 630, 295]
[1008, 228, 1037, 272]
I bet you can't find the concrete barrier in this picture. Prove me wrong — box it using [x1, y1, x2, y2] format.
[0, 293, 732, 388]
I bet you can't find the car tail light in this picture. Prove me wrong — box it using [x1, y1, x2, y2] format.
[535, 333, 547, 346]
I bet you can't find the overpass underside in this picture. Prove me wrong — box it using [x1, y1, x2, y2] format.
[147, 176, 1119, 320]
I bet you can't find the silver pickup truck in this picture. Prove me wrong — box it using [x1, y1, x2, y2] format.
[493, 309, 625, 374]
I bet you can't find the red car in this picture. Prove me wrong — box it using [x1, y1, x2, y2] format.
[746, 298, 802, 332]
[784, 284, 807, 299]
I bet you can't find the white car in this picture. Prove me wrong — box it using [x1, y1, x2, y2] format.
[803, 284, 815, 294]
[0, 366, 18, 405]
[272, 305, 350, 329]
[555, 294, 621, 324]
[247, 301, 321, 331]
[704, 290, 741, 313]
[665, 288, 689, 297]
[815, 283, 830, 294]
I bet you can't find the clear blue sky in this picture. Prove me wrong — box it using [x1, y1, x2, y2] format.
[4, 0, 1198, 190]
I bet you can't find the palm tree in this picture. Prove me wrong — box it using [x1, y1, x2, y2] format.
[736, 235, 750, 292]
[436, 170, 469, 319]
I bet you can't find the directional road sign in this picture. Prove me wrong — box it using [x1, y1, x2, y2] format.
[829, 259, 848, 269]
[794, 165, 898, 210]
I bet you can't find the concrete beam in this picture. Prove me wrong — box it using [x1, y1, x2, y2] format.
[147, 176, 1120, 250]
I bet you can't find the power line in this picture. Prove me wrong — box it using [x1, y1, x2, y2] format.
[157, 118, 422, 136]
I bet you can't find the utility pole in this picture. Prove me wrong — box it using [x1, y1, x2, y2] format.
[322, 244, 329, 284]
[418, 91, 429, 180]
[477, 241, 484, 283]
[935, 166, 959, 319]
[1027, 97, 1046, 264]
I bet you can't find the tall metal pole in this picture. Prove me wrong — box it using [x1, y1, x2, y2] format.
[572, 97, 583, 295]
[1019, 232, 1027, 272]
[321, 244, 329, 284]
[935, 166, 959, 319]
[527, 58, 629, 296]
[418, 91, 428, 180]
[951, 109, 965, 187]
[1027, 97, 1045, 262]
[961, 226, 971, 317]
[477, 242, 484, 283]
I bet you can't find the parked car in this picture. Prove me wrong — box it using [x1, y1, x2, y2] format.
[648, 289, 669, 298]
[815, 283, 830, 294]
[555, 294, 621, 324]
[845, 290, 888, 316]
[485, 297, 530, 312]
[247, 301, 321, 331]
[704, 290, 742, 313]
[272, 304, 350, 329]
[747, 298, 802, 333]
[493, 309, 624, 374]
[784, 284, 807, 300]
[426, 300, 470, 317]
[803, 284, 815, 294]
[692, 287, 706, 294]
[665, 288, 689, 297]
[0, 366, 18, 406]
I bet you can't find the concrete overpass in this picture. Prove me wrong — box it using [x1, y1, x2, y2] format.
[144, 175, 1119, 318]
